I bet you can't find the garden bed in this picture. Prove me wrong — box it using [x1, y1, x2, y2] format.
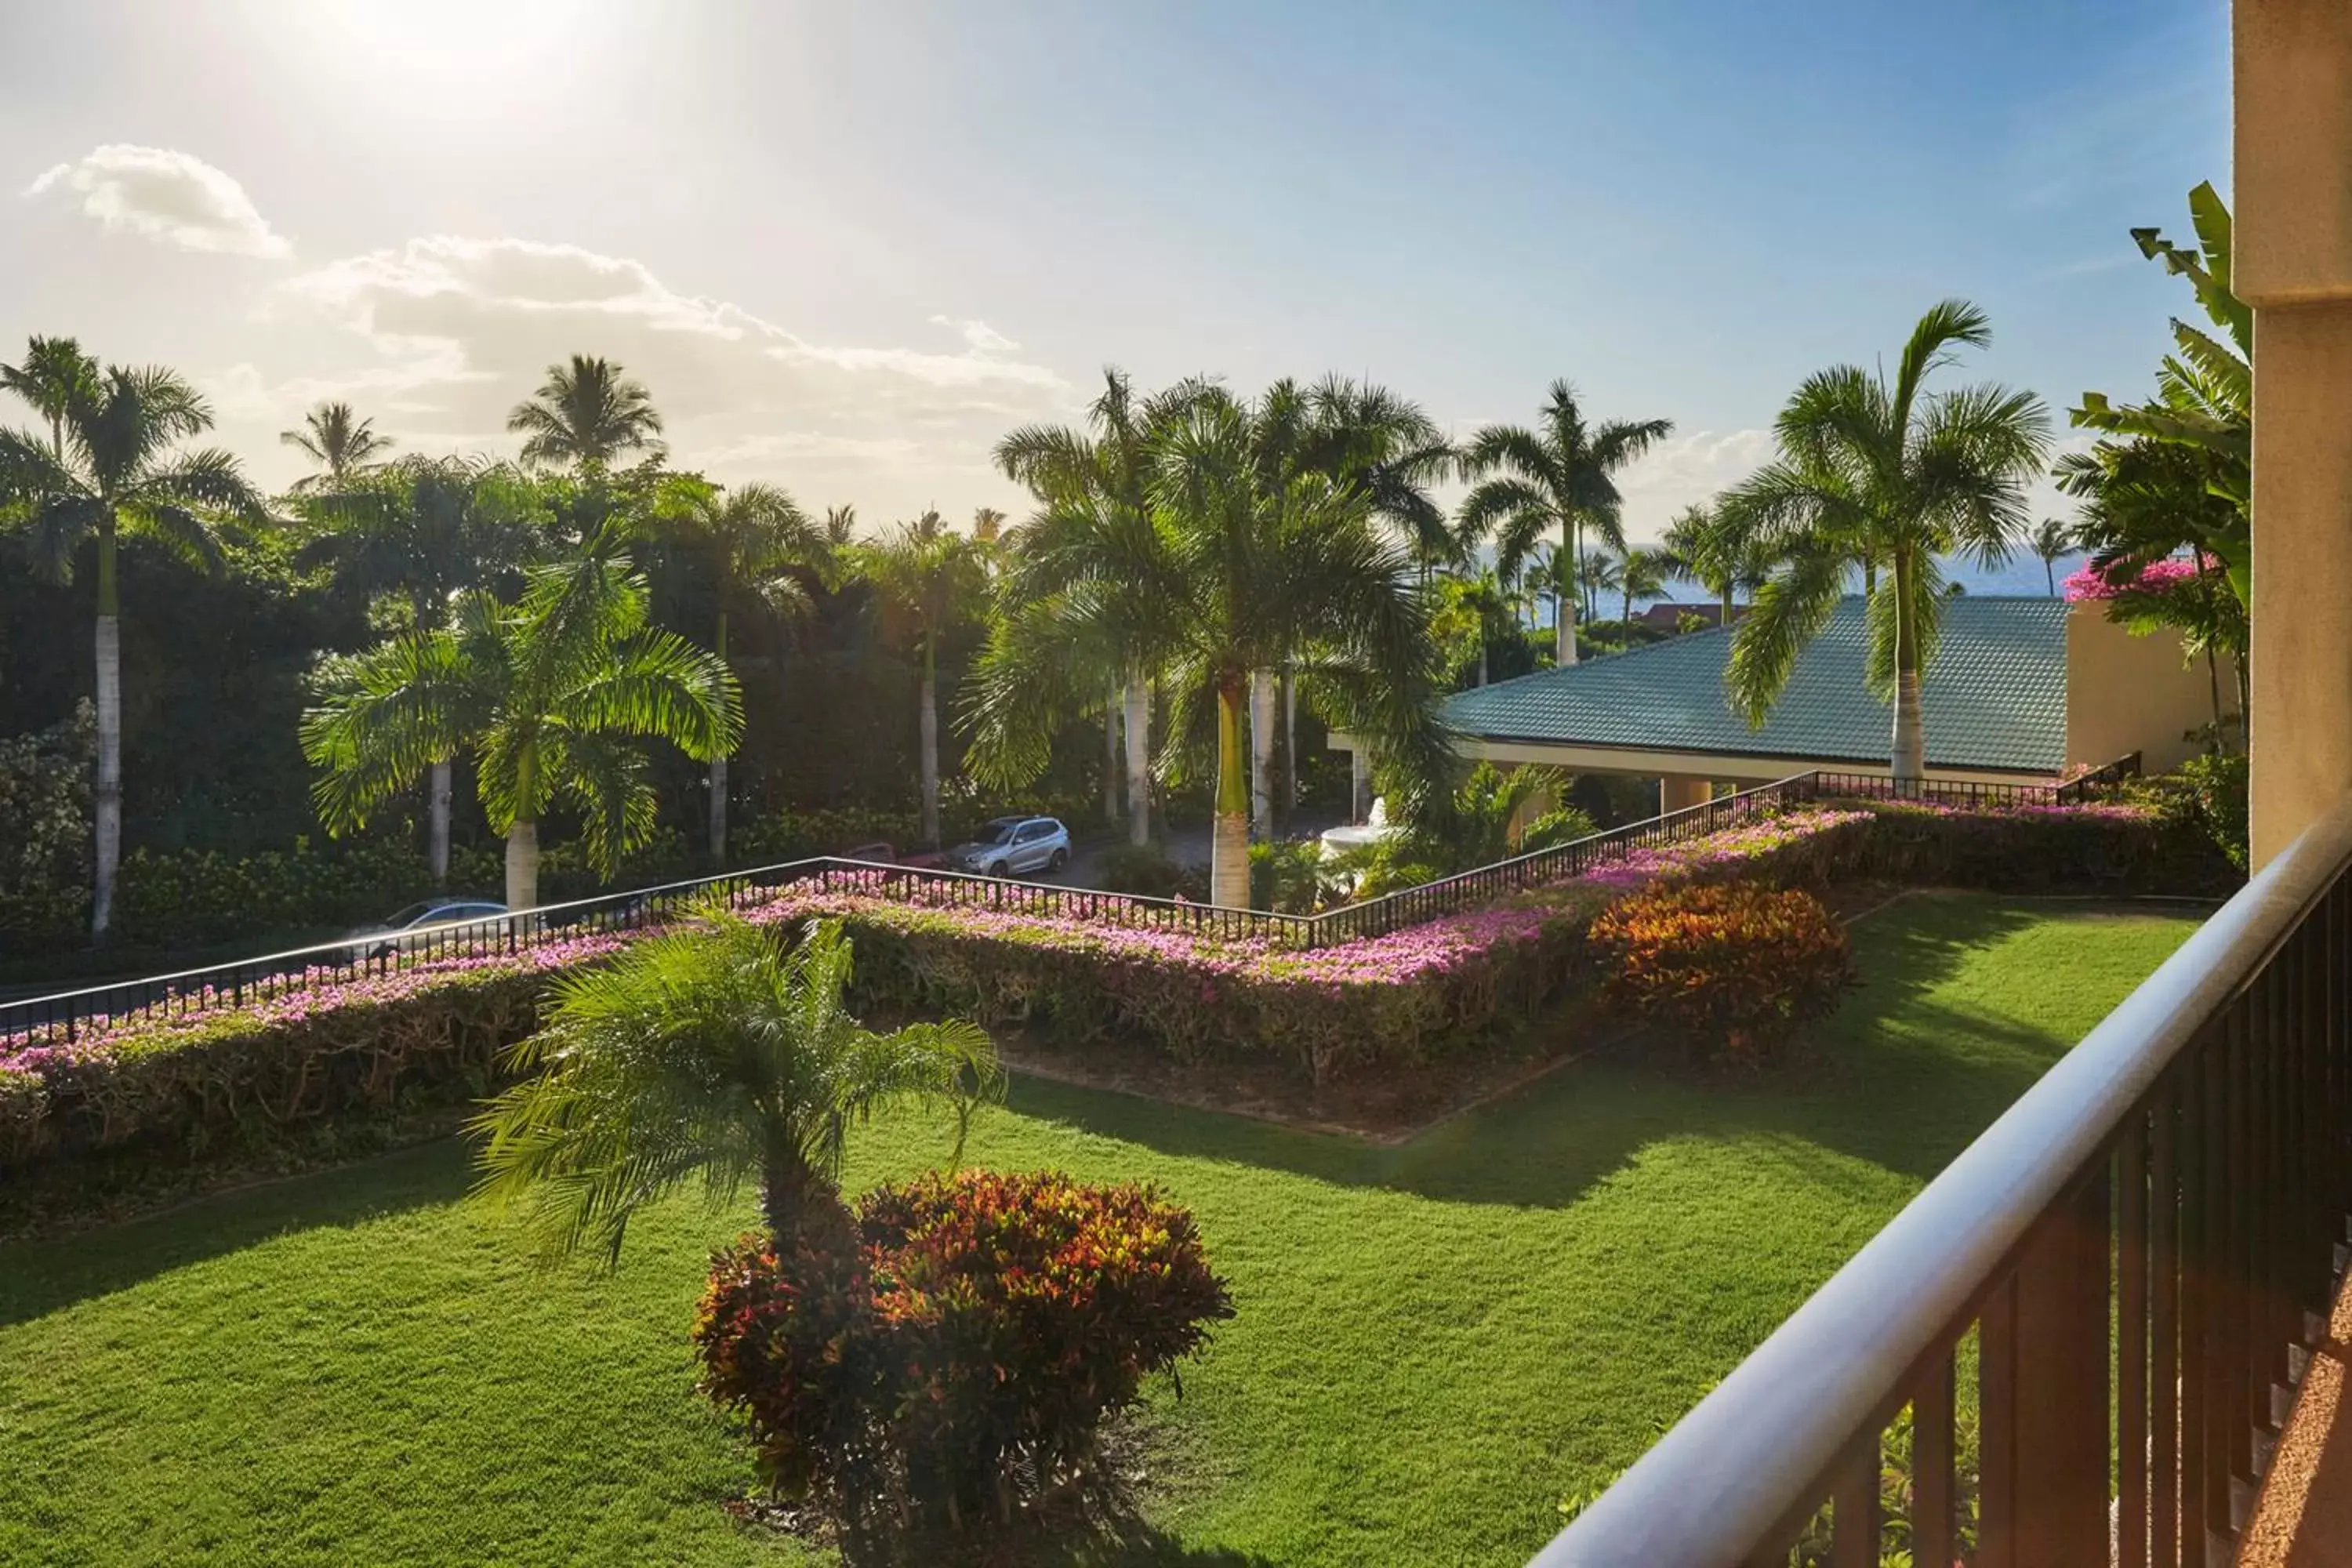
[0, 798, 2222, 1181]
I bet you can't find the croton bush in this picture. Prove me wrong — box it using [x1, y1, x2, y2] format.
[694, 1170, 1234, 1540]
[1588, 882, 1855, 1069]
[0, 797, 2209, 1175]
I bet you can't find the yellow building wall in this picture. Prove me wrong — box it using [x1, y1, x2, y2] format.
[2064, 601, 2239, 775]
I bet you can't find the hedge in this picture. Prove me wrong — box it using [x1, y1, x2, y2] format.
[0, 800, 2217, 1176]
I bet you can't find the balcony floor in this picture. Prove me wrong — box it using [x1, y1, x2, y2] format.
[2243, 1265, 2352, 1566]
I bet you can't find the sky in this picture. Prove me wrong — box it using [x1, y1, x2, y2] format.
[0, 0, 2231, 540]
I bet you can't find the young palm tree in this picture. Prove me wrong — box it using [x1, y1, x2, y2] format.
[859, 512, 989, 849]
[507, 354, 664, 471]
[297, 456, 537, 881]
[2029, 517, 2076, 596]
[975, 384, 1450, 906]
[822, 503, 857, 546]
[661, 480, 826, 865]
[281, 401, 394, 492]
[473, 912, 1001, 1262]
[1458, 382, 1672, 666]
[303, 517, 742, 909]
[1726, 300, 2050, 786]
[0, 335, 98, 459]
[1619, 546, 1672, 627]
[0, 360, 267, 940]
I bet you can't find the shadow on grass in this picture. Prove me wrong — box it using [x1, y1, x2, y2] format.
[0, 1137, 474, 1330]
[1014, 893, 2099, 1210]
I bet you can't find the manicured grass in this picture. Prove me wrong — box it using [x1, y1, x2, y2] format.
[0, 893, 2199, 1567]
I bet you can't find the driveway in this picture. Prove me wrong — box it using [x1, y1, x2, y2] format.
[1054, 810, 1345, 891]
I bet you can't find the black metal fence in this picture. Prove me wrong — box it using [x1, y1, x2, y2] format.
[0, 756, 2146, 1049]
[1532, 783, 2346, 1568]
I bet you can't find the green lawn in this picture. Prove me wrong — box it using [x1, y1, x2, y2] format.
[0, 893, 2199, 1568]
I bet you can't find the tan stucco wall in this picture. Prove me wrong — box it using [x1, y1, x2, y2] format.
[2064, 602, 2240, 776]
[2239, 1, 2352, 866]
[1659, 775, 1713, 811]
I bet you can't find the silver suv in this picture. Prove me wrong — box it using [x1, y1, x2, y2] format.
[946, 815, 1071, 877]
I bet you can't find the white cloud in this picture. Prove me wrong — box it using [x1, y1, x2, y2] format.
[25, 144, 290, 259]
[216, 235, 1068, 511]
[1613, 427, 1774, 541]
[929, 314, 1020, 354]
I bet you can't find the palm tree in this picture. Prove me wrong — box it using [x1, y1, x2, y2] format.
[990, 368, 1186, 846]
[1619, 546, 1672, 627]
[1577, 551, 1621, 624]
[473, 912, 1000, 1262]
[0, 359, 267, 940]
[822, 504, 857, 546]
[971, 506, 1006, 544]
[303, 515, 742, 909]
[2030, 517, 2076, 596]
[0, 336, 98, 459]
[660, 480, 826, 866]
[281, 401, 393, 492]
[859, 511, 989, 849]
[1725, 300, 2051, 786]
[1458, 382, 1673, 666]
[974, 383, 1451, 907]
[296, 455, 537, 881]
[1661, 503, 1768, 627]
[507, 355, 664, 471]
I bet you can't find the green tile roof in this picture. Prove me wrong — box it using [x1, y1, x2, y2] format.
[1443, 596, 2071, 774]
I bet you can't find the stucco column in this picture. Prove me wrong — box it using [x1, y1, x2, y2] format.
[1660, 775, 1711, 813]
[2238, 1, 2352, 866]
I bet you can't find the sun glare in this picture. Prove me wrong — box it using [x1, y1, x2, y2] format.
[298, 0, 607, 77]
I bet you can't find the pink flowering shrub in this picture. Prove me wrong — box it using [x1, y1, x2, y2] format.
[0, 932, 630, 1169]
[0, 797, 2225, 1174]
[2063, 554, 2220, 602]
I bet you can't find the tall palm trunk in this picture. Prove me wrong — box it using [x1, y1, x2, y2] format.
[411, 590, 456, 887]
[1719, 579, 1733, 628]
[918, 633, 941, 849]
[1889, 553, 1926, 788]
[505, 819, 540, 911]
[90, 521, 122, 942]
[428, 760, 452, 884]
[1556, 519, 1579, 666]
[1212, 678, 1251, 907]
[709, 607, 731, 867]
[1123, 676, 1150, 847]
[1102, 681, 1121, 826]
[1248, 670, 1276, 840]
[1282, 668, 1298, 818]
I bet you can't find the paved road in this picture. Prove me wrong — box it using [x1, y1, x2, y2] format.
[1055, 810, 1345, 891]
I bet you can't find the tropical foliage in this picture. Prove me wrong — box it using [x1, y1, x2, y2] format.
[1588, 882, 1854, 1069]
[1724, 301, 2051, 785]
[472, 912, 1000, 1261]
[300, 502, 742, 909]
[695, 1169, 1233, 1539]
[0, 348, 268, 938]
[973, 375, 1455, 906]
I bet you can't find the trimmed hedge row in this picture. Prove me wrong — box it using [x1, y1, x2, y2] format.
[0, 800, 2225, 1175]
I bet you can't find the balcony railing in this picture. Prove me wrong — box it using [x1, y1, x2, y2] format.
[1532, 789, 2352, 1567]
